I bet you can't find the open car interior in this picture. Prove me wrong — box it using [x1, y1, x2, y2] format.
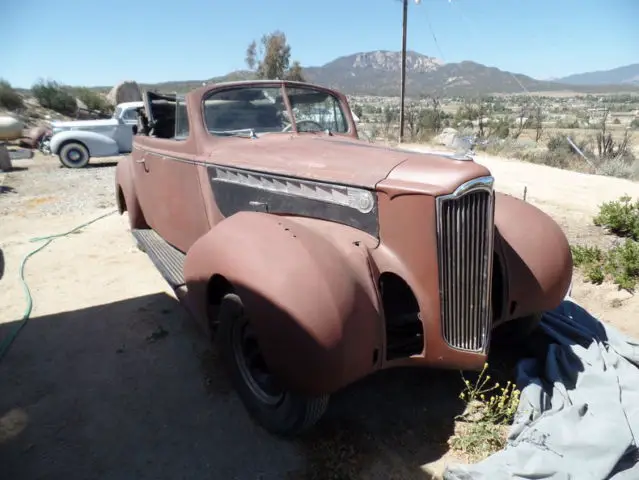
[137, 91, 188, 140]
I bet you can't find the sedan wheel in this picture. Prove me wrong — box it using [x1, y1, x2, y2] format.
[59, 142, 90, 168]
[216, 293, 329, 436]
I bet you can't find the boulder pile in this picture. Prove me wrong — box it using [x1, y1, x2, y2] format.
[106, 81, 142, 106]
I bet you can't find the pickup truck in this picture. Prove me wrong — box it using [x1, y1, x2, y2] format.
[44, 101, 143, 168]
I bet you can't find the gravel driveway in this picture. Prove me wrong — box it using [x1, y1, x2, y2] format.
[0, 153, 464, 479]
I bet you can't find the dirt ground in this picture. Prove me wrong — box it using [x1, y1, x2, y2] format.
[1, 148, 639, 479]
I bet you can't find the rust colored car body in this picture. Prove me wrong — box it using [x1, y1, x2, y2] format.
[116, 80, 573, 435]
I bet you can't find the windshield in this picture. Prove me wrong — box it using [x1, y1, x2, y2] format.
[113, 106, 122, 119]
[202, 85, 349, 136]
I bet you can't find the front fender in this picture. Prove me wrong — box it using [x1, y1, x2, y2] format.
[493, 193, 573, 321]
[50, 130, 119, 157]
[183, 212, 382, 396]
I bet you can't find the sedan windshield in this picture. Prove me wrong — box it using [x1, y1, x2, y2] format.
[202, 85, 349, 136]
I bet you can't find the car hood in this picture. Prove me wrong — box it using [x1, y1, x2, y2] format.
[50, 118, 118, 129]
[207, 135, 490, 192]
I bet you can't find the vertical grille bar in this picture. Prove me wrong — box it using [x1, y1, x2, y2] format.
[436, 176, 495, 352]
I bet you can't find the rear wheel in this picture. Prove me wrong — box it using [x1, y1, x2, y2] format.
[59, 142, 90, 168]
[216, 293, 329, 436]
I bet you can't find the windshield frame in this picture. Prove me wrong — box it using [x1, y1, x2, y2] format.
[200, 82, 353, 138]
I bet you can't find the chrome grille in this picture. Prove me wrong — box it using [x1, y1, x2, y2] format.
[436, 176, 495, 352]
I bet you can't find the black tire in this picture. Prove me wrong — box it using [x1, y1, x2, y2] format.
[216, 293, 329, 436]
[492, 313, 542, 346]
[58, 142, 90, 168]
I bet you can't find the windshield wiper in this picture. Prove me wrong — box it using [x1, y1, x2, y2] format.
[209, 128, 257, 139]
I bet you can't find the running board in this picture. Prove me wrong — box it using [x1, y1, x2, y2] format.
[132, 229, 186, 289]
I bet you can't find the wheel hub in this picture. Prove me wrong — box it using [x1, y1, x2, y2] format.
[233, 319, 284, 405]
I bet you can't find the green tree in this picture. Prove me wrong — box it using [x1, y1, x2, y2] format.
[286, 61, 305, 81]
[246, 31, 305, 81]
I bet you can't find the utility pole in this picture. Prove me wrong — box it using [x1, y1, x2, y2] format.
[399, 0, 408, 143]
[399, 0, 421, 143]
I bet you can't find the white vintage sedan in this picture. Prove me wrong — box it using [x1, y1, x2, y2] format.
[47, 101, 143, 168]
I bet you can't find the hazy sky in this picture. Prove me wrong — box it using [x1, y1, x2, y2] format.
[1, 0, 636, 88]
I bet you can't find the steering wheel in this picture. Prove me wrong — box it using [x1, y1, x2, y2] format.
[282, 120, 324, 133]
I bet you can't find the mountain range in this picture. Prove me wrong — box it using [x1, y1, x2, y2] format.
[555, 63, 639, 86]
[138, 51, 639, 97]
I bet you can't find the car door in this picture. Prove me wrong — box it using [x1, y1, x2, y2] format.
[115, 118, 134, 153]
[132, 92, 210, 253]
[116, 107, 139, 152]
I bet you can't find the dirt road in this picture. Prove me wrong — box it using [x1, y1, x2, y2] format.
[1, 149, 638, 479]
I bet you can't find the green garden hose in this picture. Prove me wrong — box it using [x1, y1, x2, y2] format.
[0, 209, 118, 362]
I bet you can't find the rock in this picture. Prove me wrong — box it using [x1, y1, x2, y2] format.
[0, 144, 13, 171]
[0, 115, 23, 141]
[107, 81, 142, 106]
[434, 127, 460, 147]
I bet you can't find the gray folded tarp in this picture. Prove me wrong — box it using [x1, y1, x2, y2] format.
[444, 298, 639, 480]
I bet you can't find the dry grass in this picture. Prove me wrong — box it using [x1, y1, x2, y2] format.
[448, 421, 509, 463]
[447, 363, 520, 462]
[478, 128, 639, 180]
[517, 126, 635, 144]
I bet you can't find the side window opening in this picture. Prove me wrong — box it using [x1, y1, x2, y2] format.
[123, 108, 138, 121]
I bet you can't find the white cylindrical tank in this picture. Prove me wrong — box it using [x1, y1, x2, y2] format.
[0, 115, 24, 141]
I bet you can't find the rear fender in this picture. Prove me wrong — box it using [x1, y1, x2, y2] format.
[493, 193, 573, 322]
[115, 155, 147, 229]
[183, 212, 383, 396]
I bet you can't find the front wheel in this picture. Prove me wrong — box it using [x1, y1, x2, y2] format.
[58, 142, 90, 168]
[216, 293, 329, 436]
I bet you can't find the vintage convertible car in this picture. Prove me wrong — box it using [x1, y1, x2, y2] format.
[115, 80, 573, 436]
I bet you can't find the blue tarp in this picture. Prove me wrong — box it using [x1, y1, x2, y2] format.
[444, 298, 639, 480]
